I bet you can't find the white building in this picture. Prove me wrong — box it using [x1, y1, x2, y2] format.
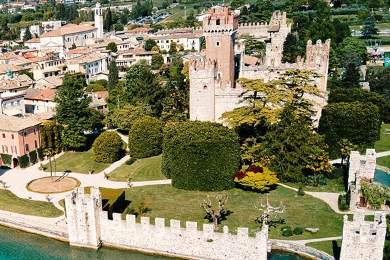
[149, 34, 204, 52]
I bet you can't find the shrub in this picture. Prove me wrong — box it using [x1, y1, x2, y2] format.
[280, 225, 291, 232]
[282, 229, 293, 237]
[29, 150, 37, 165]
[125, 157, 137, 165]
[162, 121, 240, 191]
[0, 154, 12, 165]
[37, 148, 44, 161]
[338, 194, 350, 211]
[128, 116, 163, 159]
[92, 131, 124, 163]
[18, 154, 29, 168]
[293, 227, 304, 235]
[297, 184, 305, 196]
[304, 174, 327, 187]
[233, 163, 278, 192]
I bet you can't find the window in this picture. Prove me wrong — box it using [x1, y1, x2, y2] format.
[3, 103, 6, 108]
[13, 146, 17, 154]
[34, 140, 38, 149]
[2, 133, 5, 138]
[3, 145, 8, 153]
[25, 144, 29, 153]
[216, 41, 220, 47]
[203, 85, 207, 90]
[23, 132, 27, 137]
[33, 128, 36, 135]
[11, 134, 14, 139]
[216, 19, 220, 25]
[11, 102, 14, 107]
[17, 100, 20, 105]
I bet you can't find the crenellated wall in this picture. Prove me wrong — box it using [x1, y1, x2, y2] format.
[66, 187, 269, 260]
[340, 209, 387, 260]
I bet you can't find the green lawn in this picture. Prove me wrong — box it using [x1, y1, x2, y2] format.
[0, 190, 63, 218]
[283, 178, 345, 193]
[375, 124, 390, 153]
[108, 155, 166, 182]
[43, 150, 110, 174]
[122, 185, 344, 240]
[306, 239, 342, 256]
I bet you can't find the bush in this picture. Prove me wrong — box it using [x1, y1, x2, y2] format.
[29, 150, 37, 165]
[338, 194, 350, 211]
[280, 225, 291, 232]
[125, 157, 137, 165]
[162, 121, 240, 191]
[37, 148, 44, 161]
[92, 131, 124, 163]
[297, 184, 305, 196]
[0, 154, 12, 165]
[293, 227, 304, 235]
[233, 163, 278, 192]
[128, 116, 163, 159]
[282, 229, 293, 237]
[18, 154, 29, 168]
[304, 174, 327, 186]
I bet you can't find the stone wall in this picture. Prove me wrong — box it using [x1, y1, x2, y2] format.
[66, 187, 269, 260]
[271, 240, 334, 260]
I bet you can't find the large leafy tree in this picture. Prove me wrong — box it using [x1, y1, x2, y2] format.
[40, 120, 62, 154]
[107, 103, 153, 131]
[54, 74, 92, 150]
[144, 39, 157, 51]
[222, 69, 324, 163]
[318, 102, 381, 158]
[243, 35, 266, 59]
[107, 60, 119, 91]
[341, 63, 360, 89]
[337, 37, 369, 67]
[93, 131, 124, 163]
[106, 42, 118, 53]
[124, 63, 165, 117]
[282, 33, 300, 63]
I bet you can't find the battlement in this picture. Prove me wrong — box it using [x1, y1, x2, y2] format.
[65, 187, 269, 259]
[340, 209, 387, 260]
[203, 6, 238, 34]
[348, 149, 376, 184]
[189, 57, 217, 71]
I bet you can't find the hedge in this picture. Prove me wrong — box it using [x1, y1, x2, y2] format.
[18, 154, 29, 168]
[92, 131, 124, 163]
[162, 121, 240, 191]
[29, 150, 38, 165]
[0, 154, 12, 165]
[37, 148, 44, 161]
[128, 116, 163, 159]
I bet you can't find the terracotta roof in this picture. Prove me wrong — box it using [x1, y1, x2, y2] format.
[64, 47, 91, 55]
[0, 114, 41, 132]
[0, 64, 23, 74]
[127, 27, 154, 33]
[67, 53, 105, 64]
[268, 24, 280, 32]
[24, 52, 37, 59]
[244, 55, 260, 66]
[40, 23, 97, 37]
[25, 38, 41, 43]
[90, 91, 109, 99]
[24, 88, 56, 101]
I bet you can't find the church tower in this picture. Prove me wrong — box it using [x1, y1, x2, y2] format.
[203, 6, 238, 88]
[95, 3, 103, 39]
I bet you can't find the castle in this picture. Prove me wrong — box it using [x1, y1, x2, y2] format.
[189, 6, 330, 123]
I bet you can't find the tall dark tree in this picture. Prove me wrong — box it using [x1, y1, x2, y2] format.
[104, 8, 113, 31]
[341, 63, 360, 89]
[282, 33, 300, 63]
[54, 74, 92, 150]
[108, 60, 119, 92]
[361, 16, 379, 39]
[151, 54, 164, 70]
[23, 26, 32, 42]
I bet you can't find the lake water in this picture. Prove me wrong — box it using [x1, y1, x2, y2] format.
[0, 224, 309, 260]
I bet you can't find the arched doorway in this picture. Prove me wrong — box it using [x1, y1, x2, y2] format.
[12, 158, 18, 168]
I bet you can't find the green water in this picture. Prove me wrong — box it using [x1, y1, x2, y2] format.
[0, 224, 309, 259]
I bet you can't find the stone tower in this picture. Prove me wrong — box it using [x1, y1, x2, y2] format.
[340, 209, 387, 260]
[65, 187, 102, 249]
[189, 6, 239, 122]
[95, 3, 103, 39]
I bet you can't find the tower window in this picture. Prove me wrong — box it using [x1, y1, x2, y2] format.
[203, 85, 207, 90]
[216, 41, 220, 47]
[216, 19, 220, 25]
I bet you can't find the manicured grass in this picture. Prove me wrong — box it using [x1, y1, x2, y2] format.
[122, 185, 344, 240]
[43, 150, 110, 174]
[108, 155, 166, 182]
[283, 178, 345, 193]
[306, 239, 342, 256]
[0, 190, 63, 218]
[375, 124, 390, 153]
[376, 156, 390, 168]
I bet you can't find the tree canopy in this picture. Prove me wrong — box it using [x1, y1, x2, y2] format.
[54, 74, 92, 150]
[108, 60, 119, 91]
[93, 131, 124, 163]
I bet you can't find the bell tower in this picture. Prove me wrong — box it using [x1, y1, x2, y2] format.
[203, 6, 238, 88]
[95, 3, 103, 39]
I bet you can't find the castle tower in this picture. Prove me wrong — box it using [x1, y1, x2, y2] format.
[340, 209, 387, 260]
[203, 6, 238, 88]
[94, 3, 103, 39]
[65, 187, 102, 249]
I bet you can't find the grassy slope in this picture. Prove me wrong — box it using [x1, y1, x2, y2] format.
[375, 124, 390, 168]
[43, 150, 110, 174]
[306, 239, 342, 256]
[283, 178, 345, 193]
[0, 190, 63, 217]
[108, 155, 166, 182]
[123, 185, 344, 240]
